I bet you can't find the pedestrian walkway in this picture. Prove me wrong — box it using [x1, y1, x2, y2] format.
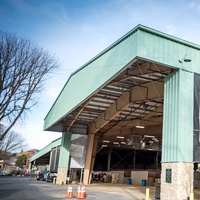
[85, 183, 157, 200]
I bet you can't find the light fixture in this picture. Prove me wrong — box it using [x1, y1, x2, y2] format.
[141, 141, 145, 149]
[116, 136, 124, 139]
[102, 145, 108, 147]
[103, 140, 110, 143]
[144, 135, 155, 139]
[152, 138, 159, 142]
[113, 142, 119, 144]
[136, 125, 145, 129]
[179, 54, 191, 63]
[120, 141, 126, 144]
[141, 135, 155, 143]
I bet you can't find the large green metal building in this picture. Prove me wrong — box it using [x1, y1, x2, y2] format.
[38, 24, 200, 199]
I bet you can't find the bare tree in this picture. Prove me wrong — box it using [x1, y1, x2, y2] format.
[0, 30, 58, 140]
[0, 128, 27, 159]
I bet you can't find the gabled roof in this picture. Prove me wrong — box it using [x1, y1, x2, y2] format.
[30, 137, 61, 162]
[44, 24, 200, 134]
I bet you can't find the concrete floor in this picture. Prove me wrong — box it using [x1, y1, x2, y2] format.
[85, 183, 157, 200]
[1, 176, 200, 200]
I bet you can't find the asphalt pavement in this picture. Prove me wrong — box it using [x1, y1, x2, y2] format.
[0, 176, 200, 200]
[0, 176, 156, 200]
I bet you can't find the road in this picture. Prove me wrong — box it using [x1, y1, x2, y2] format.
[1, 176, 200, 200]
[0, 176, 157, 200]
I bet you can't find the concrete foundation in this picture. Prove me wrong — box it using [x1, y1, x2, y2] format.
[56, 167, 68, 185]
[161, 162, 193, 200]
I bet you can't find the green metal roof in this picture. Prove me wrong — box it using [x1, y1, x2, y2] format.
[44, 24, 200, 132]
[30, 137, 61, 162]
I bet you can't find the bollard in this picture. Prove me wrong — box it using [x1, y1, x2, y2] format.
[59, 178, 63, 185]
[146, 188, 150, 200]
[53, 177, 56, 184]
[190, 192, 194, 200]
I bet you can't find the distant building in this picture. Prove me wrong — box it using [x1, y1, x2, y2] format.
[7, 156, 17, 166]
[25, 149, 39, 169]
[0, 160, 7, 170]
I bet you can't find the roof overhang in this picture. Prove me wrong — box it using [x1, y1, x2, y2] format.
[43, 24, 200, 151]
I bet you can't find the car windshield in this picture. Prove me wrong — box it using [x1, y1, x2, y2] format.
[42, 170, 49, 174]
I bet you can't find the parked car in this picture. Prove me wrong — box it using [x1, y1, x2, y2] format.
[36, 170, 49, 181]
[24, 171, 29, 176]
[43, 171, 48, 181]
[0, 171, 8, 176]
[46, 170, 57, 182]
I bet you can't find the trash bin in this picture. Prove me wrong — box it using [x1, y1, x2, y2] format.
[155, 183, 160, 199]
[127, 179, 131, 184]
[142, 180, 146, 186]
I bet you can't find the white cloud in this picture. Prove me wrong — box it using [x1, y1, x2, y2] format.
[44, 86, 61, 99]
[9, 0, 33, 11]
[80, 23, 95, 34]
[164, 25, 176, 35]
[99, 37, 107, 45]
[188, 0, 200, 13]
[16, 118, 61, 150]
[2, 0, 200, 151]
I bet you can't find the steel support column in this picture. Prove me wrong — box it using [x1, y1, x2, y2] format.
[107, 147, 112, 171]
[161, 70, 193, 199]
[56, 132, 71, 185]
[83, 134, 98, 184]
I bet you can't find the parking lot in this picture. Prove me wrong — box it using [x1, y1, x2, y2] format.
[1, 176, 200, 200]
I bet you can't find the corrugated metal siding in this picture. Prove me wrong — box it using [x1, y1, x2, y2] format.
[50, 147, 60, 171]
[30, 137, 61, 162]
[58, 132, 71, 167]
[162, 70, 193, 162]
[44, 24, 200, 131]
[137, 30, 200, 74]
[44, 31, 139, 130]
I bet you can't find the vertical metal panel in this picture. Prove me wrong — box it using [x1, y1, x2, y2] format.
[162, 70, 193, 162]
[50, 148, 56, 170]
[55, 147, 60, 171]
[50, 147, 60, 171]
[58, 132, 71, 167]
[137, 30, 200, 74]
[193, 73, 200, 162]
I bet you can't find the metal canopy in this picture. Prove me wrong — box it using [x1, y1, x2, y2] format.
[57, 59, 173, 151]
[34, 152, 50, 165]
[45, 24, 200, 152]
[30, 137, 61, 164]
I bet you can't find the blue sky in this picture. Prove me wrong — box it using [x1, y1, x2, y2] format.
[1, 0, 200, 150]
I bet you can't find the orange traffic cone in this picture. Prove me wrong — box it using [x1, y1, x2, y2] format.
[79, 186, 85, 199]
[66, 185, 73, 198]
[82, 185, 86, 197]
[76, 185, 81, 198]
